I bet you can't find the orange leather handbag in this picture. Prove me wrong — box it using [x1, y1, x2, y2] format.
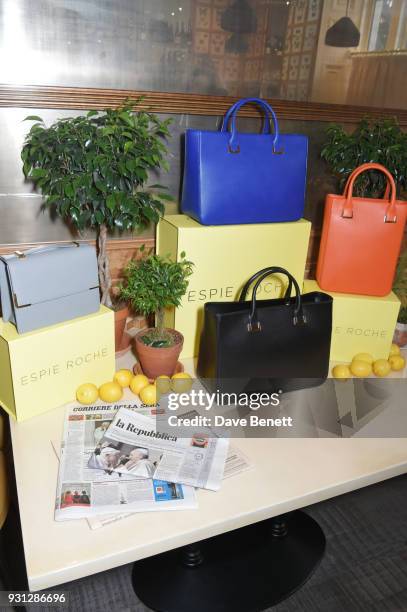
[317, 163, 407, 296]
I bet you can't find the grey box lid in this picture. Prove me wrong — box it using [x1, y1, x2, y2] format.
[4, 244, 99, 307]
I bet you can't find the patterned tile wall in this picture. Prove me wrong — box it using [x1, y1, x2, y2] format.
[192, 0, 270, 96]
[280, 0, 322, 101]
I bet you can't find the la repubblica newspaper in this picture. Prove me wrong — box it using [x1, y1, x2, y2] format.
[54, 402, 197, 521]
[86, 445, 253, 530]
[87, 406, 230, 491]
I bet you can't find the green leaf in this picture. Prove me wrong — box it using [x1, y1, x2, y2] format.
[125, 159, 137, 173]
[95, 181, 107, 193]
[119, 112, 134, 127]
[143, 207, 159, 222]
[103, 126, 116, 136]
[106, 194, 116, 211]
[64, 183, 74, 197]
[157, 193, 175, 201]
[94, 210, 104, 224]
[23, 115, 43, 122]
[30, 168, 47, 179]
[46, 195, 59, 205]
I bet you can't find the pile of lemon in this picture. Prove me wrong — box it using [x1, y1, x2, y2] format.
[332, 344, 406, 380]
[76, 369, 193, 406]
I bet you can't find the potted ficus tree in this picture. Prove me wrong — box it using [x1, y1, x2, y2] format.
[321, 117, 407, 197]
[119, 249, 194, 378]
[21, 101, 173, 350]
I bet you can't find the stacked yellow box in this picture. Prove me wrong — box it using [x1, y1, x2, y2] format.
[0, 306, 115, 421]
[303, 280, 400, 362]
[157, 215, 311, 358]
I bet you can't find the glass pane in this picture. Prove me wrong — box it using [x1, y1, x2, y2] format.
[368, 0, 392, 51]
[0, 0, 333, 97]
[395, 1, 407, 49]
[0, 0, 406, 110]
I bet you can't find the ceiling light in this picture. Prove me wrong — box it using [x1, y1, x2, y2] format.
[221, 0, 257, 35]
[325, 0, 360, 47]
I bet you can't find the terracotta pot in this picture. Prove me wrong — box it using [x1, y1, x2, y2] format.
[135, 328, 184, 379]
[393, 322, 407, 348]
[114, 305, 130, 352]
[133, 360, 184, 383]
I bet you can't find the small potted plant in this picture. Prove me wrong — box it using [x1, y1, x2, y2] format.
[21, 100, 173, 351]
[119, 250, 194, 378]
[393, 251, 407, 348]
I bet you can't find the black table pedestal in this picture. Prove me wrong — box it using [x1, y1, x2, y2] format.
[132, 510, 325, 612]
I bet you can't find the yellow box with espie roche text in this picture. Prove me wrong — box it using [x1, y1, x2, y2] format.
[0, 306, 115, 421]
[157, 215, 311, 358]
[303, 280, 400, 362]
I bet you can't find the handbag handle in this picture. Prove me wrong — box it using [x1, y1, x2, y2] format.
[239, 268, 293, 304]
[10, 242, 81, 259]
[343, 170, 391, 201]
[239, 266, 304, 331]
[221, 98, 282, 154]
[342, 163, 398, 223]
[221, 99, 272, 135]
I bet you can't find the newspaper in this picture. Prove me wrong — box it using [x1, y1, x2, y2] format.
[88, 407, 229, 491]
[87, 445, 253, 529]
[54, 401, 197, 521]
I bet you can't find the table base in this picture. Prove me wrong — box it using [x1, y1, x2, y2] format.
[132, 510, 325, 612]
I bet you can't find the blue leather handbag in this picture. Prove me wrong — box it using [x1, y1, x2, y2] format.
[181, 98, 308, 225]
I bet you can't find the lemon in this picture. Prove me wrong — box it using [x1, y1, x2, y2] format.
[130, 374, 149, 395]
[171, 372, 193, 393]
[76, 383, 99, 405]
[389, 343, 401, 358]
[332, 364, 351, 381]
[156, 375, 171, 394]
[139, 384, 157, 406]
[114, 369, 133, 388]
[350, 359, 372, 378]
[388, 355, 406, 371]
[372, 359, 391, 378]
[353, 352, 374, 365]
[99, 381, 123, 403]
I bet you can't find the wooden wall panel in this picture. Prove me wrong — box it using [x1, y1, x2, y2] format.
[1, 85, 407, 125]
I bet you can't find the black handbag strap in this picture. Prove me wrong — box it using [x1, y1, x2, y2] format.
[239, 267, 293, 303]
[239, 266, 305, 331]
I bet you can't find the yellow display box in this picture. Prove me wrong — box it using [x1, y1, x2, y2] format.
[0, 306, 115, 421]
[304, 280, 400, 362]
[157, 215, 311, 357]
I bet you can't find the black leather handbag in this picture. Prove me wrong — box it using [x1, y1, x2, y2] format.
[197, 266, 333, 395]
